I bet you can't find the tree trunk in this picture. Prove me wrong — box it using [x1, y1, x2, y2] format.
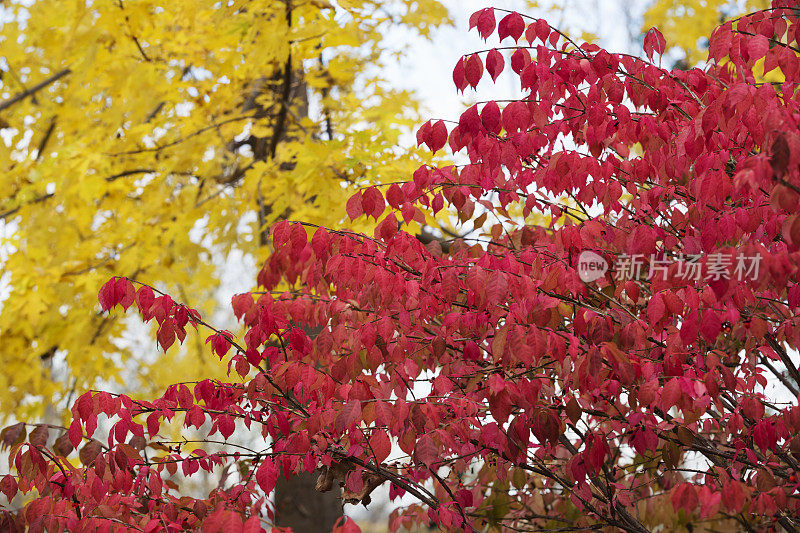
[253, 58, 341, 519]
[242, 6, 344, 524]
[274, 470, 343, 532]
[273, 325, 343, 529]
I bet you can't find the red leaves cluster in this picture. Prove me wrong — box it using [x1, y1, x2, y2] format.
[416, 119, 448, 153]
[98, 276, 135, 311]
[100, 278, 203, 352]
[6, 3, 800, 532]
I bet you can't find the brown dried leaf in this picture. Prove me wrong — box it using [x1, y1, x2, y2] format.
[0, 423, 26, 450]
[79, 439, 103, 466]
[29, 425, 49, 447]
[53, 433, 74, 457]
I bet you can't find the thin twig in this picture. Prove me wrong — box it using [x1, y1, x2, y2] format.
[0, 68, 71, 112]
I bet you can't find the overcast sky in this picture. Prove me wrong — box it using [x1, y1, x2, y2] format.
[382, 0, 649, 132]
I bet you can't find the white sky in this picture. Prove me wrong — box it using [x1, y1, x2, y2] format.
[382, 0, 649, 130]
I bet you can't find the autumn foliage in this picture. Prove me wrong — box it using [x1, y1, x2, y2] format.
[5, 2, 800, 532]
[0, 0, 446, 421]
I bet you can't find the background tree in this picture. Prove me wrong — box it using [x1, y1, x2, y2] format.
[644, 0, 771, 63]
[5, 2, 800, 531]
[0, 0, 447, 418]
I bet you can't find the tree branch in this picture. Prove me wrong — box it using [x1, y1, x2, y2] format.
[0, 68, 71, 113]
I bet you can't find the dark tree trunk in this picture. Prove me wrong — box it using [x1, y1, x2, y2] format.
[273, 325, 342, 529]
[243, 4, 344, 525]
[274, 470, 343, 532]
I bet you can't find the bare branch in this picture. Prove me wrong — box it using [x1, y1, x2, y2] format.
[0, 68, 70, 112]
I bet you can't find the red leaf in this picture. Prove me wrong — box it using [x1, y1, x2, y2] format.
[680, 310, 700, 344]
[311, 227, 331, 257]
[386, 183, 404, 209]
[646, 293, 665, 325]
[671, 482, 699, 514]
[98, 279, 115, 311]
[464, 54, 483, 89]
[481, 101, 501, 134]
[747, 34, 769, 61]
[709, 23, 732, 61]
[722, 480, 747, 513]
[452, 58, 467, 92]
[533, 19, 550, 43]
[468, 9, 481, 30]
[289, 327, 311, 356]
[177, 384, 194, 409]
[429, 120, 448, 153]
[486, 49, 505, 82]
[660, 378, 681, 410]
[68, 420, 82, 448]
[218, 415, 235, 440]
[458, 104, 481, 136]
[0, 475, 18, 502]
[289, 223, 307, 255]
[146, 412, 160, 437]
[75, 392, 94, 421]
[584, 434, 608, 472]
[643, 27, 666, 60]
[414, 433, 439, 465]
[360, 187, 382, 220]
[203, 509, 243, 533]
[231, 293, 253, 320]
[510, 48, 531, 74]
[700, 311, 721, 342]
[502, 101, 530, 132]
[346, 191, 364, 220]
[157, 319, 177, 352]
[375, 213, 399, 242]
[752, 420, 777, 450]
[497, 12, 524, 42]
[630, 428, 658, 456]
[136, 285, 155, 319]
[456, 488, 473, 508]
[489, 390, 511, 424]
[206, 332, 232, 359]
[332, 517, 362, 533]
[256, 458, 279, 494]
[369, 430, 392, 464]
[115, 277, 135, 310]
[242, 516, 262, 533]
[335, 401, 362, 433]
[475, 8, 495, 41]
[463, 340, 480, 361]
[742, 396, 765, 420]
[401, 202, 415, 224]
[415, 119, 431, 147]
[531, 409, 560, 446]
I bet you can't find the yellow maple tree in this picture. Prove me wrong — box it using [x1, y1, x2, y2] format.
[645, 0, 770, 64]
[0, 0, 448, 421]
